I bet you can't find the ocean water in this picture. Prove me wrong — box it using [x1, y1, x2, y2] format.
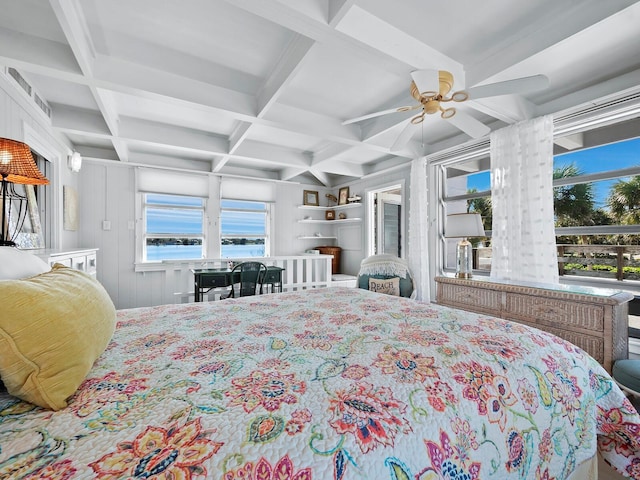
[147, 244, 265, 261]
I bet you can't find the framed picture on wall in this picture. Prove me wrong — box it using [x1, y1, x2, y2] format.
[338, 187, 349, 205]
[303, 190, 319, 206]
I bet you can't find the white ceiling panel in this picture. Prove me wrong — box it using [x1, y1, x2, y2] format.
[0, 0, 638, 186]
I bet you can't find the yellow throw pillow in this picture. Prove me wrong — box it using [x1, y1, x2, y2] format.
[368, 277, 400, 296]
[0, 264, 116, 410]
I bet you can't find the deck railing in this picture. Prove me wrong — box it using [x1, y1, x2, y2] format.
[557, 244, 640, 281]
[473, 244, 640, 283]
[162, 254, 334, 303]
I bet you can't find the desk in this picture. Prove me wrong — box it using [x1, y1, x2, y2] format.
[192, 266, 285, 302]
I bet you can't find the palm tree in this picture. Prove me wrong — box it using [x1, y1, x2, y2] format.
[553, 163, 596, 227]
[466, 189, 492, 230]
[607, 176, 640, 224]
[466, 189, 492, 246]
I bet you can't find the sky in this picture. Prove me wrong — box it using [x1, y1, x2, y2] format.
[146, 195, 266, 235]
[467, 136, 640, 209]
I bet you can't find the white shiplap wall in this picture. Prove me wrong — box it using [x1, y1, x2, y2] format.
[76, 160, 412, 309]
[0, 74, 77, 251]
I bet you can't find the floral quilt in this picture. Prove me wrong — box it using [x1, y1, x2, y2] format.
[1, 287, 639, 479]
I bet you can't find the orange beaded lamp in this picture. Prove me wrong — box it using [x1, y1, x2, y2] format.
[0, 138, 49, 246]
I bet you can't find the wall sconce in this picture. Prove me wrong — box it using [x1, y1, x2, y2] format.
[445, 213, 485, 278]
[68, 151, 82, 172]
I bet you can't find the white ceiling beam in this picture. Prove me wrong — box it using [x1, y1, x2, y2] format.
[218, 165, 280, 181]
[466, 2, 633, 85]
[328, 0, 356, 26]
[280, 166, 308, 181]
[313, 160, 364, 178]
[110, 138, 129, 162]
[120, 118, 229, 155]
[0, 30, 402, 161]
[77, 146, 120, 161]
[48, 0, 131, 164]
[0, 26, 80, 75]
[93, 55, 258, 119]
[51, 104, 111, 136]
[257, 34, 315, 115]
[365, 156, 411, 175]
[538, 69, 640, 117]
[468, 95, 537, 124]
[333, 5, 463, 77]
[211, 156, 227, 173]
[263, 103, 386, 151]
[221, 0, 410, 75]
[308, 169, 332, 186]
[233, 140, 309, 168]
[229, 122, 254, 154]
[127, 152, 214, 172]
[311, 143, 353, 164]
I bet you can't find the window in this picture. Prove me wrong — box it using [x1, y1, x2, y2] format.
[440, 151, 492, 272]
[143, 193, 205, 261]
[439, 126, 640, 279]
[220, 199, 270, 258]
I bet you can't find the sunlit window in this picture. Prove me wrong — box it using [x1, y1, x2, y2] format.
[220, 199, 270, 258]
[143, 193, 205, 261]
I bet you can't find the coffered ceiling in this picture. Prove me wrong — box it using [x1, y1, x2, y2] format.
[1, 0, 639, 186]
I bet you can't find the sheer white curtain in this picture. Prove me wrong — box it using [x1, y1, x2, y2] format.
[408, 157, 430, 301]
[490, 115, 559, 284]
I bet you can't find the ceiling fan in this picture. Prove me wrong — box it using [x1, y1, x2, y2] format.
[342, 69, 549, 151]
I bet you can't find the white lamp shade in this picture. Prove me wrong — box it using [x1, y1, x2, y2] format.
[445, 213, 485, 238]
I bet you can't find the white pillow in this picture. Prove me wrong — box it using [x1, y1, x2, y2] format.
[0, 247, 51, 280]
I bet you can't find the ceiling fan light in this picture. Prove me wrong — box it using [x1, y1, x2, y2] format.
[410, 113, 425, 124]
[451, 91, 469, 102]
[410, 81, 437, 101]
[441, 107, 456, 119]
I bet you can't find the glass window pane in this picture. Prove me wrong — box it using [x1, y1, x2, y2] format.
[146, 193, 203, 207]
[554, 137, 640, 176]
[146, 238, 203, 261]
[221, 239, 265, 258]
[220, 210, 266, 235]
[146, 208, 203, 234]
[221, 199, 266, 210]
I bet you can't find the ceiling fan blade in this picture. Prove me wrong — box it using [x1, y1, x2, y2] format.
[342, 105, 417, 125]
[446, 110, 490, 139]
[410, 69, 439, 95]
[390, 120, 417, 151]
[466, 74, 549, 100]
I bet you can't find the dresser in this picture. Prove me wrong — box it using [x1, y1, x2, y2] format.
[435, 276, 633, 373]
[33, 248, 98, 278]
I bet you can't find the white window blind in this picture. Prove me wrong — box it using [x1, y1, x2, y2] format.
[137, 168, 209, 198]
[220, 178, 275, 202]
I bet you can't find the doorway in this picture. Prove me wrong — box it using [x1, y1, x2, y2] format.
[367, 183, 403, 257]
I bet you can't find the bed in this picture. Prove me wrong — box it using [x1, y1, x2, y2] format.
[1, 285, 639, 479]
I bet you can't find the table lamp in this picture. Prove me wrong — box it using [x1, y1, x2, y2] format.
[445, 213, 485, 278]
[0, 138, 49, 246]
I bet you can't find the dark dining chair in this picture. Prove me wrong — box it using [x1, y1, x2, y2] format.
[227, 261, 267, 298]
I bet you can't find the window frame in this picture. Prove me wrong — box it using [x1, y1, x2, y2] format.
[433, 116, 640, 286]
[219, 199, 272, 259]
[141, 193, 207, 263]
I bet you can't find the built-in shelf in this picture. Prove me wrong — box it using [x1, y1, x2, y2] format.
[298, 218, 361, 224]
[298, 202, 362, 210]
[298, 235, 338, 239]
